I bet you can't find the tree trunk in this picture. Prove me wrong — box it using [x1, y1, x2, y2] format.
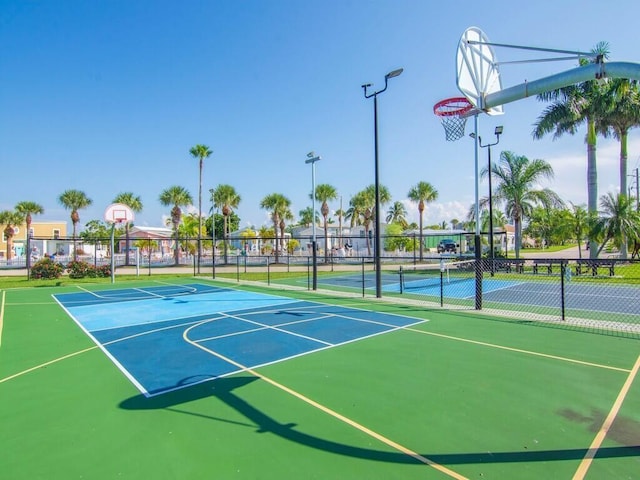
[586, 121, 598, 259]
[619, 130, 628, 260]
[514, 216, 522, 259]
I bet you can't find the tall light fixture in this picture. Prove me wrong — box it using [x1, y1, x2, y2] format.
[305, 152, 321, 290]
[209, 188, 216, 279]
[470, 125, 503, 276]
[362, 68, 403, 298]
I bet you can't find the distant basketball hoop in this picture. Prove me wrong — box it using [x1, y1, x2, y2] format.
[433, 97, 475, 141]
[104, 203, 134, 225]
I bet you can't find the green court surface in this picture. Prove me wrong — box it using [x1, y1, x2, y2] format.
[1, 278, 639, 479]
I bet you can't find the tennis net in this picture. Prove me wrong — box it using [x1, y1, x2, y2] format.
[399, 259, 476, 292]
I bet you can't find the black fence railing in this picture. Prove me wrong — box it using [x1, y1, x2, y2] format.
[3, 234, 638, 339]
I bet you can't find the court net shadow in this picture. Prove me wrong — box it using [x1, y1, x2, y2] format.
[119, 376, 639, 467]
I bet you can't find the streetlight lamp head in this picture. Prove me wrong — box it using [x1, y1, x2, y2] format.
[361, 83, 372, 89]
[495, 125, 504, 136]
[385, 68, 404, 79]
[469, 133, 476, 139]
[307, 152, 315, 158]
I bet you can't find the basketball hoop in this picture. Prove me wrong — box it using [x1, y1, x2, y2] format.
[433, 97, 474, 141]
[104, 203, 134, 225]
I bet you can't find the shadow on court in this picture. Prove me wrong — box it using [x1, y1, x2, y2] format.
[119, 376, 639, 466]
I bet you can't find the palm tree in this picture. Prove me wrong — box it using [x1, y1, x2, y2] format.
[279, 207, 294, 254]
[258, 225, 275, 254]
[159, 185, 193, 265]
[345, 197, 364, 229]
[350, 185, 391, 255]
[112, 192, 143, 265]
[601, 79, 640, 192]
[189, 144, 212, 272]
[15, 201, 44, 266]
[385, 201, 408, 228]
[211, 184, 241, 264]
[15, 201, 44, 239]
[407, 181, 438, 261]
[298, 206, 315, 227]
[335, 205, 346, 248]
[488, 151, 564, 259]
[314, 183, 338, 261]
[598, 79, 640, 259]
[0, 210, 23, 260]
[590, 192, 640, 257]
[568, 203, 589, 259]
[58, 189, 93, 260]
[533, 42, 610, 258]
[172, 213, 200, 256]
[260, 193, 291, 263]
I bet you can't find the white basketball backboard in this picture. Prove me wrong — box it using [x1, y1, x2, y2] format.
[456, 27, 504, 115]
[104, 203, 134, 224]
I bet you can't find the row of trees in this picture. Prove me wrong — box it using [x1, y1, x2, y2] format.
[533, 43, 640, 258]
[2, 154, 639, 264]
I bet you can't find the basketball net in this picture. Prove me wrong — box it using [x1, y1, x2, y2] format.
[433, 97, 474, 142]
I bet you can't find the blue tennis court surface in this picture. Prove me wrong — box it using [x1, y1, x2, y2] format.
[314, 272, 520, 298]
[54, 283, 424, 396]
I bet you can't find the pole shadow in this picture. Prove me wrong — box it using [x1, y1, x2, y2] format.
[119, 376, 640, 466]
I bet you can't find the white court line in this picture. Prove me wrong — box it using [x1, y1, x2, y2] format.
[213, 311, 334, 346]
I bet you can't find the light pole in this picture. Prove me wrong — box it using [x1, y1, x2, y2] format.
[209, 188, 216, 279]
[362, 68, 403, 298]
[470, 125, 503, 276]
[630, 167, 639, 211]
[305, 152, 321, 290]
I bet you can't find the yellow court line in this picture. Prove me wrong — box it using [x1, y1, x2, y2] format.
[0, 345, 98, 384]
[572, 353, 640, 480]
[183, 321, 468, 480]
[406, 327, 631, 373]
[0, 290, 5, 348]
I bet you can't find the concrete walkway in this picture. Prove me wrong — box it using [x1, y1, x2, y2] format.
[518, 245, 584, 259]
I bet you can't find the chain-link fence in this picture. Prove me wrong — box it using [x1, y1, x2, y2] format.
[3, 234, 638, 339]
[216, 254, 640, 340]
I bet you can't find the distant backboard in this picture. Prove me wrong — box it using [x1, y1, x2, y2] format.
[104, 203, 134, 225]
[456, 27, 504, 115]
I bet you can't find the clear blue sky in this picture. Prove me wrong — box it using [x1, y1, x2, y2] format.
[2, 0, 640, 230]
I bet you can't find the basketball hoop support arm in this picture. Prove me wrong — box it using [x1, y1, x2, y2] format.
[466, 39, 598, 61]
[481, 61, 640, 111]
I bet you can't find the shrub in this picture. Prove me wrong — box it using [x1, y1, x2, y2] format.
[67, 260, 94, 278]
[31, 257, 64, 279]
[96, 264, 111, 278]
[66, 260, 112, 279]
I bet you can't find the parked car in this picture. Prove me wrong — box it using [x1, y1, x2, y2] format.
[437, 239, 458, 254]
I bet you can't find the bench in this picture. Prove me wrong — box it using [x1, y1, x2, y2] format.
[532, 259, 564, 274]
[492, 258, 525, 273]
[575, 259, 617, 276]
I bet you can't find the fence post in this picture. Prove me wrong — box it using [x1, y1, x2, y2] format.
[399, 266, 404, 294]
[26, 234, 31, 280]
[361, 257, 365, 298]
[560, 260, 566, 321]
[212, 247, 216, 279]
